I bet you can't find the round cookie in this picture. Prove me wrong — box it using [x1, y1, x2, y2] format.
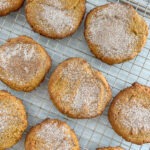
[0, 36, 51, 92]
[108, 83, 150, 144]
[0, 90, 27, 149]
[25, 0, 85, 39]
[25, 119, 80, 150]
[97, 147, 124, 150]
[49, 58, 112, 119]
[84, 3, 148, 65]
[0, 0, 24, 16]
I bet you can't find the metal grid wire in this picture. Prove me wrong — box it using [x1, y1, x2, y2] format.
[0, 0, 149, 150]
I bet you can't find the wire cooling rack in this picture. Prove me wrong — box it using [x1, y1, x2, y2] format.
[0, 0, 149, 150]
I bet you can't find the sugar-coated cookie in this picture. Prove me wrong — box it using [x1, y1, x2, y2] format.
[0, 90, 27, 149]
[85, 3, 148, 65]
[109, 83, 150, 144]
[0, 36, 51, 92]
[26, 0, 85, 39]
[49, 58, 112, 119]
[25, 119, 80, 150]
[0, 0, 24, 16]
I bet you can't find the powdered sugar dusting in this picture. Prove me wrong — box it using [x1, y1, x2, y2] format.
[46, 0, 79, 10]
[41, 5, 74, 34]
[47, 0, 62, 8]
[35, 122, 73, 150]
[0, 43, 36, 68]
[0, 115, 9, 132]
[0, 115, 20, 133]
[62, 60, 102, 116]
[0, 42, 42, 84]
[72, 80, 100, 113]
[63, 61, 85, 81]
[88, 3, 138, 58]
[117, 100, 150, 134]
[0, 0, 10, 10]
[0, 99, 10, 132]
[0, 99, 21, 132]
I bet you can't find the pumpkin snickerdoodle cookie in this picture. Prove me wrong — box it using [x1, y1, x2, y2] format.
[85, 3, 148, 65]
[49, 58, 112, 119]
[0, 0, 24, 16]
[109, 83, 150, 145]
[97, 147, 124, 150]
[26, 0, 85, 39]
[0, 90, 27, 149]
[25, 119, 80, 150]
[0, 36, 51, 92]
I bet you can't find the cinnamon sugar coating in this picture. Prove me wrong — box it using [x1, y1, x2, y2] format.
[26, 0, 85, 39]
[0, 36, 51, 91]
[25, 119, 80, 150]
[0, 90, 27, 149]
[0, 0, 24, 16]
[48, 58, 112, 119]
[85, 3, 148, 65]
[109, 83, 150, 144]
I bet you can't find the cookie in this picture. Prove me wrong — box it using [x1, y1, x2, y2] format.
[85, 3, 148, 65]
[108, 83, 150, 144]
[0, 90, 27, 149]
[97, 147, 124, 150]
[25, 118, 80, 150]
[0, 36, 51, 92]
[25, 0, 85, 39]
[0, 0, 24, 16]
[49, 58, 112, 119]
[27, 0, 79, 10]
